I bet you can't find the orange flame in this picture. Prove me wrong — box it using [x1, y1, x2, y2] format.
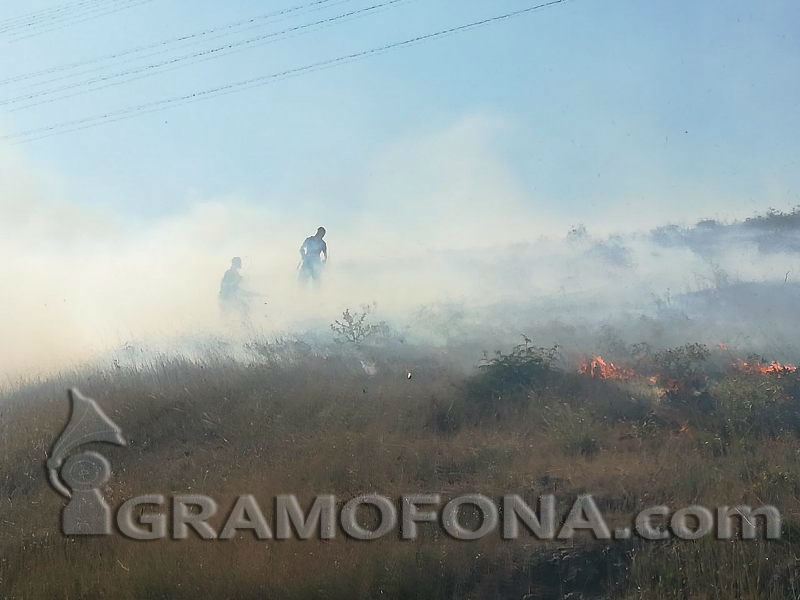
[578, 356, 633, 381]
[736, 359, 798, 375]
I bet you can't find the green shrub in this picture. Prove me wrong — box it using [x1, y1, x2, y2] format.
[650, 343, 711, 406]
[465, 336, 559, 411]
[712, 374, 798, 438]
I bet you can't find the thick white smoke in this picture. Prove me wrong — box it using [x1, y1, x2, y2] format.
[3, 117, 800, 379]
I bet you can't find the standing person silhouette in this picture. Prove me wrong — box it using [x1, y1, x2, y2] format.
[299, 227, 328, 286]
[219, 256, 250, 325]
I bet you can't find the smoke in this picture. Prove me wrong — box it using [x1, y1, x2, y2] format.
[3, 117, 800, 380]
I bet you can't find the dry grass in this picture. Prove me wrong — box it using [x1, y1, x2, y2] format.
[0, 338, 799, 599]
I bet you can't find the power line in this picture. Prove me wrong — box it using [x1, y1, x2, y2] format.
[3, 0, 156, 42]
[0, 0, 114, 30]
[7, 0, 566, 140]
[9, 1, 407, 113]
[3, 0, 569, 144]
[0, 0, 352, 89]
[0, 0, 129, 35]
[1, 0, 405, 110]
[6, 0, 155, 42]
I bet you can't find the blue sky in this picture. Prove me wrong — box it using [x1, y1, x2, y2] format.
[2, 0, 800, 376]
[1, 0, 799, 231]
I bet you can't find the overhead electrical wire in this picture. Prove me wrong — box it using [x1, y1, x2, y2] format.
[3, 0, 357, 95]
[1, 0, 132, 35]
[0, 0, 349, 87]
[3, 0, 568, 144]
[0, 0, 406, 110]
[9, 0, 410, 113]
[0, 0, 115, 31]
[2, 0, 156, 42]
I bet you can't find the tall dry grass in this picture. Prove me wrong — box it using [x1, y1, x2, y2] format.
[0, 336, 798, 599]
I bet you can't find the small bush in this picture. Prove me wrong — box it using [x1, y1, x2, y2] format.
[330, 304, 388, 345]
[712, 374, 799, 438]
[466, 336, 559, 409]
[650, 343, 711, 406]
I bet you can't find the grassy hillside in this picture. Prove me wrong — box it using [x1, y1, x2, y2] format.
[1, 336, 799, 599]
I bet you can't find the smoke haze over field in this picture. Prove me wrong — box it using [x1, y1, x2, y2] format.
[4, 117, 800, 379]
[0, 0, 798, 378]
[5, 4, 800, 599]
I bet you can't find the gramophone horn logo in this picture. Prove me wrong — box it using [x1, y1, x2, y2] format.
[46, 388, 126, 535]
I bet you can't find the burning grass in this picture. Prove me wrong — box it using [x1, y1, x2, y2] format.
[1, 336, 799, 599]
[736, 358, 799, 376]
[578, 356, 633, 381]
